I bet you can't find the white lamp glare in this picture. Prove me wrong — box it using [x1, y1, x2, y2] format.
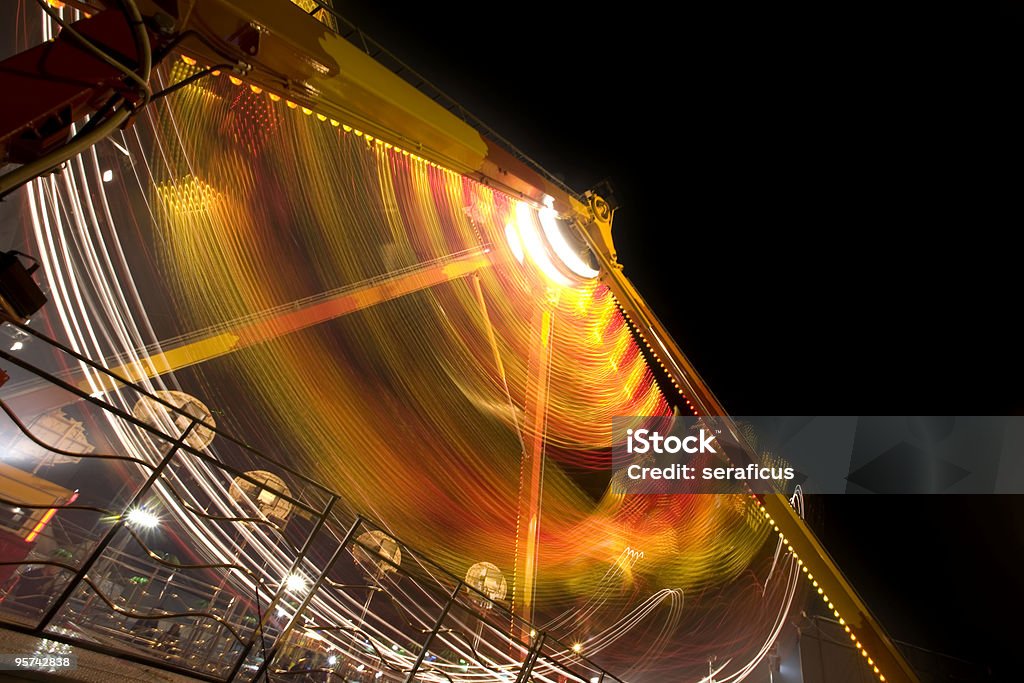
[538, 205, 599, 279]
[285, 572, 308, 594]
[126, 507, 159, 529]
[504, 222, 525, 264]
[515, 202, 573, 286]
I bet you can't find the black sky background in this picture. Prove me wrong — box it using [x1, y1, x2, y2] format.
[335, 1, 1024, 678]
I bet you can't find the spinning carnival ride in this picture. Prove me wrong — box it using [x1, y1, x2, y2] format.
[0, 2, 917, 682]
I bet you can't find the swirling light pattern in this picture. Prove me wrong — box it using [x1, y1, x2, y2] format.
[12, 6, 805, 677]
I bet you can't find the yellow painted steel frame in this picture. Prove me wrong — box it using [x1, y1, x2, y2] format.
[108, 1, 920, 679]
[578, 202, 919, 683]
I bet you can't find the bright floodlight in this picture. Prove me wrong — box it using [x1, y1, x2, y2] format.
[285, 572, 308, 594]
[102, 169, 114, 183]
[504, 222, 525, 264]
[572, 642, 582, 653]
[126, 507, 159, 529]
[515, 202, 572, 286]
[538, 204, 599, 279]
[327, 655, 338, 666]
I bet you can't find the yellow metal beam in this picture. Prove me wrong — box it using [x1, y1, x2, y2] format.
[7, 250, 493, 416]
[577, 197, 919, 683]
[512, 305, 553, 633]
[150, 0, 489, 175]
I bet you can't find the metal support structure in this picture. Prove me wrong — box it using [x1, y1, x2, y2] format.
[577, 195, 920, 683]
[7, 249, 494, 417]
[511, 305, 553, 632]
[514, 631, 546, 683]
[35, 420, 198, 629]
[224, 495, 339, 681]
[249, 515, 364, 681]
[0, 331, 624, 683]
[404, 581, 463, 682]
[470, 273, 520, 437]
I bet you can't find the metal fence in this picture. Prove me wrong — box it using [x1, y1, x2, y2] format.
[0, 319, 624, 682]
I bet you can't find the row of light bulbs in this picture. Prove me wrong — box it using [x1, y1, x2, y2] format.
[178, 55, 454, 175]
[614, 302, 699, 416]
[754, 499, 888, 681]
[614, 296, 890, 681]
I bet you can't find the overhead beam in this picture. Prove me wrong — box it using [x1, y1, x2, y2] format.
[5, 249, 492, 416]
[511, 305, 553, 634]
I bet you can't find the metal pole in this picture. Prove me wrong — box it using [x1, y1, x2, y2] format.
[514, 631, 545, 683]
[248, 515, 362, 680]
[224, 495, 338, 681]
[404, 581, 463, 682]
[36, 420, 198, 630]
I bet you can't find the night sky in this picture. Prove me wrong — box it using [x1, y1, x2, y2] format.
[337, 1, 1024, 678]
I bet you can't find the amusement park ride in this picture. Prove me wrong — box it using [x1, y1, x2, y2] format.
[0, 1, 918, 681]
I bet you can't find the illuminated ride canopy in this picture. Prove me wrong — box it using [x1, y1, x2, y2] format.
[16, 46, 799, 683]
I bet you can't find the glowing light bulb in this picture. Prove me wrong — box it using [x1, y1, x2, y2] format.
[126, 507, 159, 529]
[516, 202, 572, 286]
[537, 204, 598, 279]
[285, 572, 307, 594]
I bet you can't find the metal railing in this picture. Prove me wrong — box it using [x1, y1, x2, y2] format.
[0, 318, 624, 682]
